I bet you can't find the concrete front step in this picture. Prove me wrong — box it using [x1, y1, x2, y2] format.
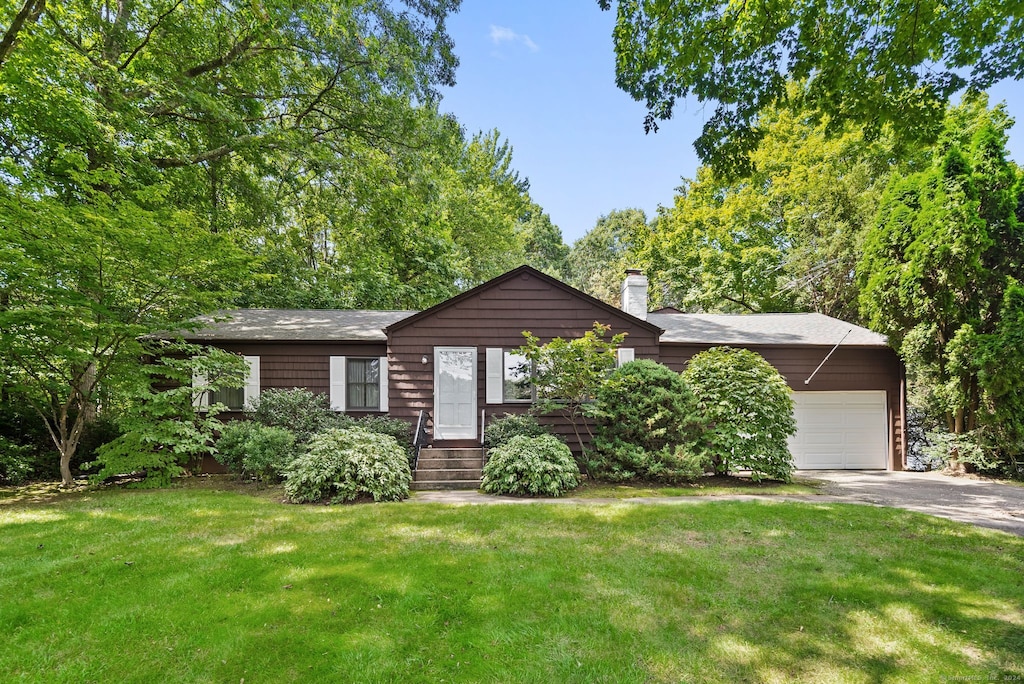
[411, 479, 482, 491]
[417, 456, 483, 470]
[415, 468, 482, 482]
[413, 447, 486, 490]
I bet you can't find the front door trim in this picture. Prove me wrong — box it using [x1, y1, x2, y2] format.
[433, 346, 478, 440]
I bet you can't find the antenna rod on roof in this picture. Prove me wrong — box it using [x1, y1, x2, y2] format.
[804, 329, 853, 385]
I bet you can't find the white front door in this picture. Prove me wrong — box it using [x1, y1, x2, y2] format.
[434, 347, 477, 440]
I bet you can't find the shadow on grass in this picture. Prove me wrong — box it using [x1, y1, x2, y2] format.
[1, 490, 1022, 682]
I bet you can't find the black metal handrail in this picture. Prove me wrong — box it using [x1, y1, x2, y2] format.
[412, 410, 430, 471]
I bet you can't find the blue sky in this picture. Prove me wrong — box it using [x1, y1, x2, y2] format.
[439, 2, 1024, 245]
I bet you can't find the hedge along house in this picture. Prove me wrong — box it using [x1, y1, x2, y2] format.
[182, 265, 906, 484]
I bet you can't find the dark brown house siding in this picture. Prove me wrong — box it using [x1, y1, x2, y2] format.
[208, 341, 387, 415]
[659, 343, 906, 469]
[387, 268, 661, 450]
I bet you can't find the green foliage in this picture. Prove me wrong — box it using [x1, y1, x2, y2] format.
[216, 422, 299, 486]
[0, 189, 251, 485]
[354, 415, 414, 464]
[599, 0, 1023, 175]
[483, 413, 548, 449]
[284, 428, 411, 504]
[516, 203, 570, 280]
[859, 97, 1023, 452]
[566, 208, 650, 305]
[683, 347, 796, 482]
[517, 322, 628, 460]
[246, 388, 341, 445]
[645, 97, 919, 318]
[245, 389, 413, 464]
[0, 436, 33, 485]
[590, 360, 706, 482]
[84, 347, 248, 488]
[481, 435, 580, 497]
[922, 430, 1009, 476]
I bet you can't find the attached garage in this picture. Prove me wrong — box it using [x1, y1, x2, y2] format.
[651, 311, 906, 470]
[788, 391, 889, 469]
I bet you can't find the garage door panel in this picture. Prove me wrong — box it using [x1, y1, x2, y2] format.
[789, 391, 887, 469]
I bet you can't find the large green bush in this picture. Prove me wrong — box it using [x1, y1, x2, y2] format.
[683, 347, 796, 482]
[284, 427, 411, 503]
[246, 388, 342, 444]
[590, 360, 705, 482]
[483, 413, 547, 449]
[216, 422, 298, 486]
[354, 415, 414, 464]
[0, 436, 33, 485]
[481, 434, 580, 497]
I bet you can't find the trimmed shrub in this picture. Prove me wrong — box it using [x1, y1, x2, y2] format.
[216, 422, 298, 486]
[683, 347, 796, 482]
[590, 360, 705, 482]
[247, 388, 345, 444]
[284, 427, 411, 503]
[0, 436, 33, 485]
[354, 415, 414, 463]
[483, 413, 547, 449]
[589, 442, 709, 484]
[482, 434, 580, 497]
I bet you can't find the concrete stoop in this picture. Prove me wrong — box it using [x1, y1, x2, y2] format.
[412, 447, 485, 491]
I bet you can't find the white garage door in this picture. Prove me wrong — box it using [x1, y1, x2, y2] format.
[788, 391, 888, 469]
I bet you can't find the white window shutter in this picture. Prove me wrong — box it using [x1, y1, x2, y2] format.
[329, 356, 346, 411]
[192, 371, 209, 411]
[616, 348, 635, 367]
[378, 356, 389, 412]
[485, 348, 503, 404]
[243, 356, 260, 408]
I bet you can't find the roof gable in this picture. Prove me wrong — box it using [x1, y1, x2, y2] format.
[385, 265, 664, 335]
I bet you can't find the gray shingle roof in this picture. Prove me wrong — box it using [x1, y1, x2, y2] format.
[648, 312, 889, 347]
[179, 309, 416, 342]
[172, 309, 885, 347]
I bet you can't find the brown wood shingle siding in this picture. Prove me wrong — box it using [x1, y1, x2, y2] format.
[387, 272, 660, 452]
[205, 341, 387, 415]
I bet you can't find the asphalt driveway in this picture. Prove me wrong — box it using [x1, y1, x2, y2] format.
[414, 470, 1024, 536]
[805, 469, 1024, 536]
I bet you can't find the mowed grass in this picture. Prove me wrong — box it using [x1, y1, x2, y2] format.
[2, 487, 1023, 683]
[570, 475, 822, 498]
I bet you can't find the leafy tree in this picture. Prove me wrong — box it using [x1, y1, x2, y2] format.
[235, 124, 534, 310]
[859, 98, 1023, 451]
[683, 347, 796, 482]
[517, 322, 627, 463]
[567, 209, 650, 304]
[0, 192, 251, 486]
[598, 0, 1024, 175]
[516, 203, 570, 280]
[85, 347, 249, 488]
[648, 99, 920, 317]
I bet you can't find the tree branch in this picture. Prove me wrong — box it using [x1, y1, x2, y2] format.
[119, 0, 185, 71]
[0, 0, 45, 71]
[183, 34, 256, 78]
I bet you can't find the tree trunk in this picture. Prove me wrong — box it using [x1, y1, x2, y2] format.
[59, 440, 76, 487]
[565, 407, 589, 476]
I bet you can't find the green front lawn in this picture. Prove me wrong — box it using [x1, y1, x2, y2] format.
[570, 475, 823, 498]
[2, 486, 1022, 682]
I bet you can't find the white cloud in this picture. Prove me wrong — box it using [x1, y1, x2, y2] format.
[489, 24, 539, 53]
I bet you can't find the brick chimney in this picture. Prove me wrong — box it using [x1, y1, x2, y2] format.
[620, 269, 648, 320]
